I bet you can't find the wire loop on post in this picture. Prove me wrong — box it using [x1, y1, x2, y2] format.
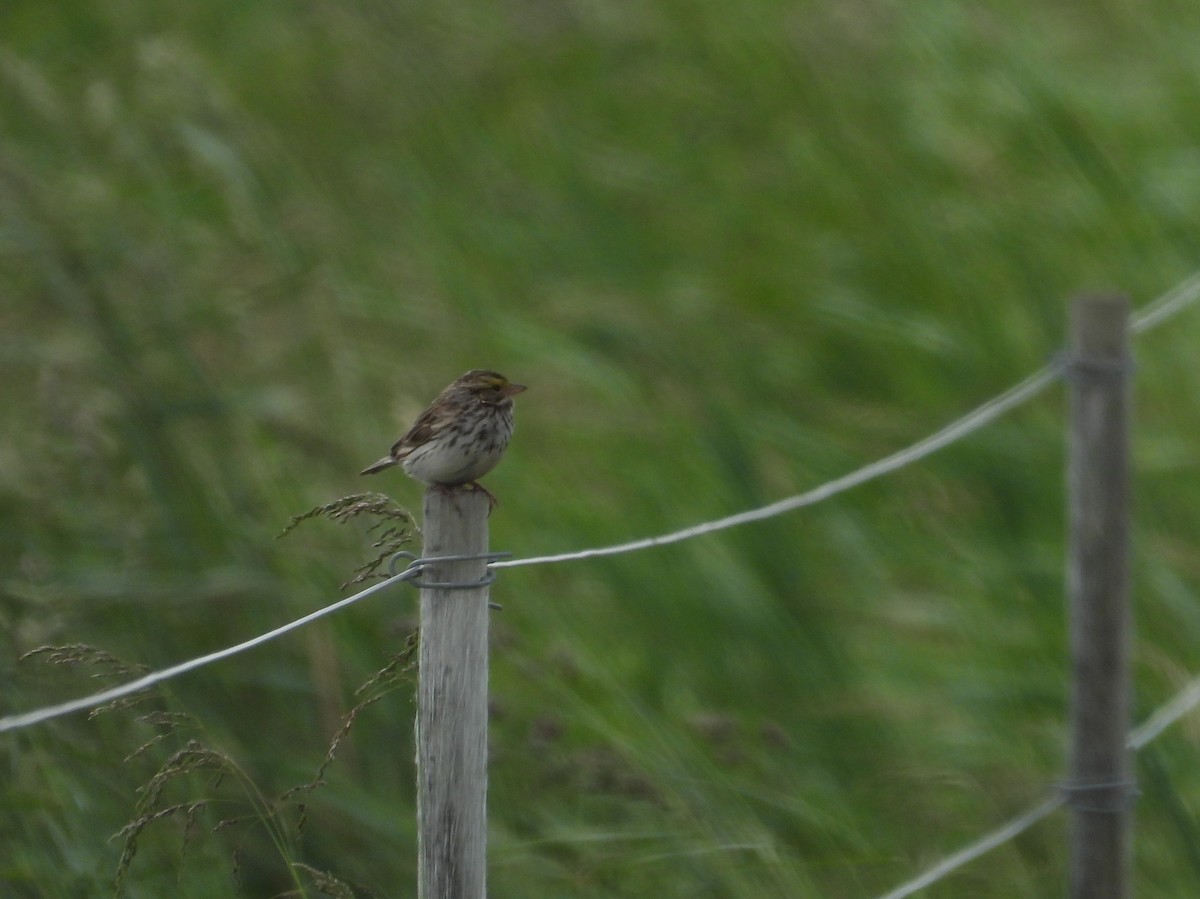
[1058, 779, 1141, 814]
[389, 551, 511, 609]
[1064, 353, 1137, 379]
[388, 551, 512, 588]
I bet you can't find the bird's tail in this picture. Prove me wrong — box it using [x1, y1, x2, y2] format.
[360, 456, 398, 476]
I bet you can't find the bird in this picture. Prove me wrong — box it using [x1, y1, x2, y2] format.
[361, 370, 526, 504]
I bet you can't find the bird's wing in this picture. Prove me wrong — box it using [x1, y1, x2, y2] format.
[391, 403, 453, 458]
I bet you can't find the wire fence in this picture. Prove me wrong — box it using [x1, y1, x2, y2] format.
[4, 273, 1200, 896]
[1, 358, 1060, 733]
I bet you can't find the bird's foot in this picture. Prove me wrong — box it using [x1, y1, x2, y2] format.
[465, 481, 499, 513]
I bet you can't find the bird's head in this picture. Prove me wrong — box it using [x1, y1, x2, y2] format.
[455, 369, 527, 404]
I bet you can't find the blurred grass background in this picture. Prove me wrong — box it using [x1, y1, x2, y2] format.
[3, 0, 1200, 895]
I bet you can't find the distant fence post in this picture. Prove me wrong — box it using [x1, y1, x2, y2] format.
[1066, 295, 1134, 899]
[417, 488, 490, 899]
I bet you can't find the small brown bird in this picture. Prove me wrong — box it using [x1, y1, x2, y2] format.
[361, 370, 526, 500]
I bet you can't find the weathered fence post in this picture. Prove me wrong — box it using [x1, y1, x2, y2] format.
[1067, 294, 1134, 899]
[418, 487, 490, 899]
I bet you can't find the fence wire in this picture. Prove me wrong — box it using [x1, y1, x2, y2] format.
[494, 363, 1062, 569]
[0, 569, 420, 733]
[1131, 271, 1200, 334]
[877, 795, 1066, 899]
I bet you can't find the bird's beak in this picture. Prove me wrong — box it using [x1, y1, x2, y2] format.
[502, 383, 527, 397]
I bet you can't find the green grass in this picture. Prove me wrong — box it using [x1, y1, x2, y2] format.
[3, 0, 1200, 895]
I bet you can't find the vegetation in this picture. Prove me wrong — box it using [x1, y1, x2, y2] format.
[3, 0, 1200, 895]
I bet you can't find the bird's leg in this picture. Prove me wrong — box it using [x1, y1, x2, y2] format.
[464, 481, 499, 512]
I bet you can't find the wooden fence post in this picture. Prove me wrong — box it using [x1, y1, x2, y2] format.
[417, 487, 490, 899]
[1067, 294, 1134, 899]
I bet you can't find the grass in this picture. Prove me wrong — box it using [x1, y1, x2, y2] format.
[3, 0, 1200, 895]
